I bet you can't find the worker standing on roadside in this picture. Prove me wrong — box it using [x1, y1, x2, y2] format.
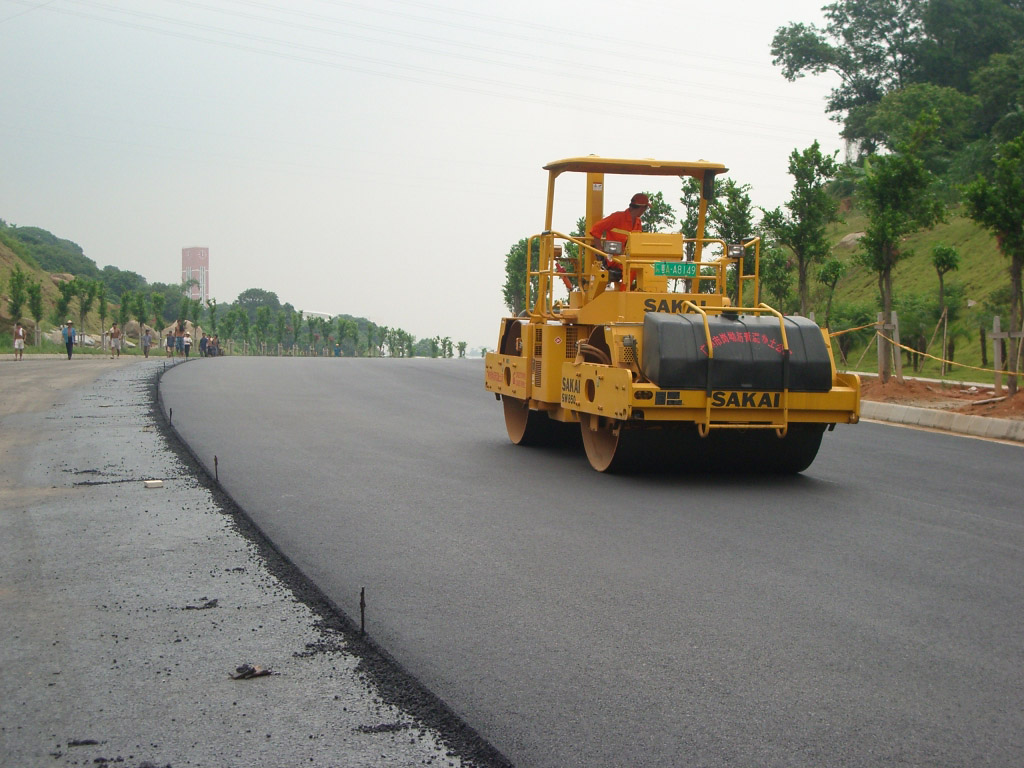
[109, 323, 122, 358]
[589, 193, 649, 287]
[13, 322, 26, 360]
[62, 320, 75, 359]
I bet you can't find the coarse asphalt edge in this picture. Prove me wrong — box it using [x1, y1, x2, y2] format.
[149, 359, 513, 767]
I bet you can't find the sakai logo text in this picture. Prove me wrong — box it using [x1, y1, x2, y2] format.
[561, 376, 581, 406]
[643, 298, 689, 314]
[712, 391, 781, 408]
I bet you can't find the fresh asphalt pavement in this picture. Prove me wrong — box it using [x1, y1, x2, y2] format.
[0, 357, 507, 768]
[159, 357, 1024, 768]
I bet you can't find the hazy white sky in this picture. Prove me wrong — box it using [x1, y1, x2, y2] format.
[0, 0, 840, 349]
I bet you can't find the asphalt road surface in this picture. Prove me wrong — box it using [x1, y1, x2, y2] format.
[161, 357, 1024, 768]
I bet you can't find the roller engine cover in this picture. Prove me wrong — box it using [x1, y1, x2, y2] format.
[642, 312, 833, 392]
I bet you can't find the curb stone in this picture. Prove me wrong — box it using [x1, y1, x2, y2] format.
[860, 400, 1024, 443]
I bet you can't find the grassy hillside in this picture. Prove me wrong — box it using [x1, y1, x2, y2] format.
[814, 205, 1014, 382]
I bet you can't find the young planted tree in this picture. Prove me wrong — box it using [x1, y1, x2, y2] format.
[817, 257, 847, 330]
[134, 293, 150, 342]
[501, 238, 540, 316]
[964, 133, 1024, 393]
[256, 306, 272, 351]
[189, 298, 203, 332]
[151, 292, 166, 331]
[457, 341, 467, 358]
[931, 244, 960, 318]
[75, 279, 98, 339]
[27, 280, 44, 346]
[219, 310, 237, 353]
[7, 264, 29, 322]
[54, 280, 76, 327]
[97, 282, 108, 347]
[640, 191, 677, 233]
[177, 296, 189, 327]
[761, 141, 841, 315]
[856, 123, 944, 381]
[204, 298, 217, 335]
[118, 291, 133, 330]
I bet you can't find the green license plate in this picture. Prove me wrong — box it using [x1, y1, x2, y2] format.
[653, 261, 698, 277]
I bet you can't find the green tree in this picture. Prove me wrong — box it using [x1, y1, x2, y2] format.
[97, 282, 108, 343]
[134, 292, 150, 344]
[255, 306, 272, 350]
[6, 264, 28, 322]
[761, 141, 841, 315]
[640, 191, 677, 232]
[502, 238, 540, 316]
[931, 243, 961, 317]
[151, 292, 166, 330]
[235, 288, 281, 324]
[74, 278, 98, 338]
[970, 43, 1024, 143]
[204, 298, 217, 335]
[771, 0, 928, 150]
[817, 257, 847, 330]
[277, 311, 289, 352]
[237, 310, 250, 351]
[118, 291, 133, 331]
[27, 280, 44, 346]
[457, 341, 467, 358]
[856, 123, 945, 381]
[917, 0, 1024, 93]
[963, 133, 1024, 393]
[865, 84, 979, 174]
[709, 179, 756, 300]
[189, 298, 203, 331]
[292, 310, 304, 351]
[220, 309, 238, 351]
[54, 281, 76, 328]
[758, 243, 796, 311]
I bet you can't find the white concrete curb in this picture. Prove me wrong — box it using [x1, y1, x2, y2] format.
[861, 400, 1024, 443]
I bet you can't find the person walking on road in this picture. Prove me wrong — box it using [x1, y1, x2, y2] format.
[141, 328, 152, 358]
[183, 331, 192, 358]
[13, 322, 26, 360]
[109, 323, 123, 358]
[61, 321, 76, 359]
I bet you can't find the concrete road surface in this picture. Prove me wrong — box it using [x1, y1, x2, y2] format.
[161, 357, 1024, 768]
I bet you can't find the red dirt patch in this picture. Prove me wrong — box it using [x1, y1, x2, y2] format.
[860, 376, 1024, 421]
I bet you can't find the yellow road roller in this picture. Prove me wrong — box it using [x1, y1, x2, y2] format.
[484, 156, 860, 473]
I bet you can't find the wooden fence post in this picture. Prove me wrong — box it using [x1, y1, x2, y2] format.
[993, 316, 1004, 395]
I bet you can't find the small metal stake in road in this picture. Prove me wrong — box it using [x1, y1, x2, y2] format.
[214, 455, 218, 482]
[169, 407, 173, 425]
[360, 587, 366, 636]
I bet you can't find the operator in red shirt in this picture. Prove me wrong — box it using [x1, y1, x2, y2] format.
[589, 192, 649, 287]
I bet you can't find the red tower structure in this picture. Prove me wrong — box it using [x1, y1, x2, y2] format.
[181, 247, 209, 303]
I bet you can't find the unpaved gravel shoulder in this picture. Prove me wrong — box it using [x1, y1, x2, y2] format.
[0, 358, 508, 768]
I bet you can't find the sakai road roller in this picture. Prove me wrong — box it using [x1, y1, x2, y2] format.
[484, 156, 860, 473]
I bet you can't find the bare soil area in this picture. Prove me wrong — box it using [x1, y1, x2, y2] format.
[860, 376, 1024, 421]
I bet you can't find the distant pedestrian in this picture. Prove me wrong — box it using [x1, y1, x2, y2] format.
[165, 330, 174, 357]
[13, 322, 26, 361]
[199, 333, 208, 358]
[174, 326, 184, 357]
[109, 323, 123, 358]
[141, 329, 152, 358]
[62, 321, 76, 359]
[183, 331, 192, 358]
